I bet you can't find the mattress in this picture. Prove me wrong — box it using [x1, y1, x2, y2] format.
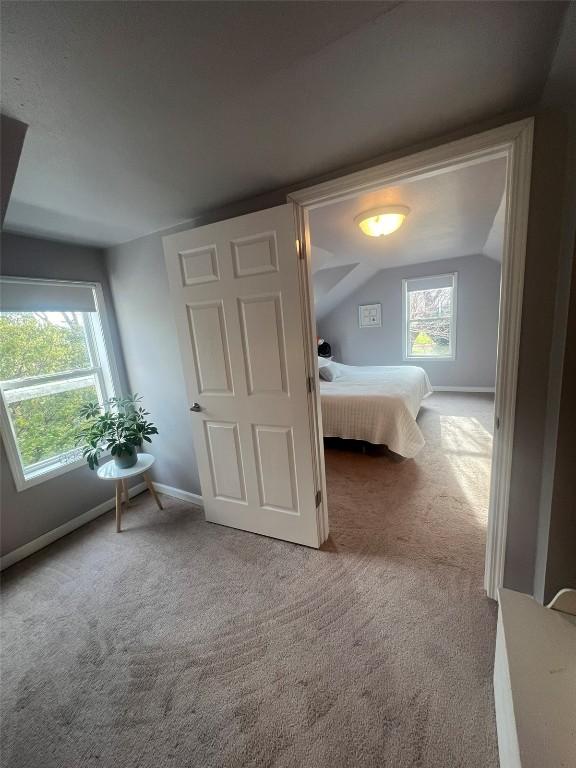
[319, 363, 433, 458]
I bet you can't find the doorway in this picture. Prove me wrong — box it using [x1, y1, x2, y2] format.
[290, 118, 534, 599]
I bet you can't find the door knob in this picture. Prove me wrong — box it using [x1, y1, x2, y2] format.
[190, 402, 202, 412]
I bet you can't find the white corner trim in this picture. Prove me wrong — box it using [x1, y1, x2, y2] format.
[0, 482, 146, 571]
[494, 609, 522, 768]
[484, 117, 534, 601]
[151, 482, 204, 507]
[433, 386, 496, 393]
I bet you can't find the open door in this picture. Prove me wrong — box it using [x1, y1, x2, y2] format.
[163, 204, 322, 547]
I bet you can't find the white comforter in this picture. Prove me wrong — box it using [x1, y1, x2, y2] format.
[319, 363, 433, 458]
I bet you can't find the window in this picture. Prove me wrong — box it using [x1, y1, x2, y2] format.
[0, 279, 118, 490]
[402, 273, 457, 360]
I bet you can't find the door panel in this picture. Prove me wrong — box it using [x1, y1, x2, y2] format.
[238, 295, 288, 395]
[231, 232, 278, 276]
[253, 425, 298, 513]
[180, 246, 220, 285]
[163, 204, 320, 547]
[187, 302, 234, 395]
[204, 421, 246, 503]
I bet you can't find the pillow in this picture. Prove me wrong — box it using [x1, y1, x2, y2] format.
[317, 356, 331, 369]
[319, 362, 341, 382]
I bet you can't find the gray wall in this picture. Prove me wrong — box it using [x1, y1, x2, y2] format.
[503, 110, 574, 594]
[105, 234, 200, 495]
[533, 108, 576, 602]
[543, 253, 576, 599]
[316, 254, 501, 388]
[0, 233, 131, 556]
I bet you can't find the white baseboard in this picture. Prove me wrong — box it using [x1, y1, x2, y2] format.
[0, 481, 204, 571]
[152, 482, 204, 507]
[433, 386, 495, 393]
[0, 482, 146, 571]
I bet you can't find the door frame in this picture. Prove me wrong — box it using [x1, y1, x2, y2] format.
[288, 118, 534, 600]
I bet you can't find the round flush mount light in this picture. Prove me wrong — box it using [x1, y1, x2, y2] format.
[355, 205, 410, 237]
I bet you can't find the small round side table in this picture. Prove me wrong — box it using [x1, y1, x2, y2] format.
[96, 452, 163, 532]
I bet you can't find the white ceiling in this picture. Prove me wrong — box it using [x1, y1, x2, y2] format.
[310, 157, 507, 319]
[1, 1, 569, 247]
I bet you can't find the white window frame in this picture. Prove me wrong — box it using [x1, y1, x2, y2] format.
[0, 279, 121, 491]
[402, 272, 458, 362]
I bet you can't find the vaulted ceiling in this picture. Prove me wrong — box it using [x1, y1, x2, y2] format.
[310, 157, 507, 318]
[1, 1, 570, 247]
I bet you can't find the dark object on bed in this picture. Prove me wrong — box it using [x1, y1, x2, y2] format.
[318, 339, 332, 358]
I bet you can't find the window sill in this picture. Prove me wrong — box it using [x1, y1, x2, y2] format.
[15, 452, 110, 492]
[403, 357, 455, 363]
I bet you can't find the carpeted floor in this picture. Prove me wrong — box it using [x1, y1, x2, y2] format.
[1, 393, 498, 768]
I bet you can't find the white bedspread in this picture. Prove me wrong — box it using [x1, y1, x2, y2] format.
[319, 363, 433, 458]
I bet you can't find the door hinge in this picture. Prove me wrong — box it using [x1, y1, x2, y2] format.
[307, 375, 314, 393]
[315, 490, 322, 507]
[296, 238, 304, 260]
[496, 416, 501, 430]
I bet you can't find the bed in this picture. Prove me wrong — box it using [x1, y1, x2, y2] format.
[318, 361, 433, 458]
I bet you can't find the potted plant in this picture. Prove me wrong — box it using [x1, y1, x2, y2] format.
[76, 393, 158, 470]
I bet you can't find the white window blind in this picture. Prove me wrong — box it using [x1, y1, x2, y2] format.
[0, 278, 96, 313]
[404, 274, 454, 293]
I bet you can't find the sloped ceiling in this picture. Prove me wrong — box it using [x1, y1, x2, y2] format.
[1, 115, 28, 225]
[311, 156, 506, 319]
[1, 1, 568, 246]
[540, 0, 576, 108]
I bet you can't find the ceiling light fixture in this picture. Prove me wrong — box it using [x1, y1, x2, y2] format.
[355, 205, 410, 237]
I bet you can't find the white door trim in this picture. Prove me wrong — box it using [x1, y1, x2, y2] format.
[289, 118, 534, 600]
[293, 205, 329, 543]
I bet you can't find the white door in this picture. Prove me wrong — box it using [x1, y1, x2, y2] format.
[163, 204, 322, 547]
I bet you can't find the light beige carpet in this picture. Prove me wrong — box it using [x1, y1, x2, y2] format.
[1, 393, 498, 768]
